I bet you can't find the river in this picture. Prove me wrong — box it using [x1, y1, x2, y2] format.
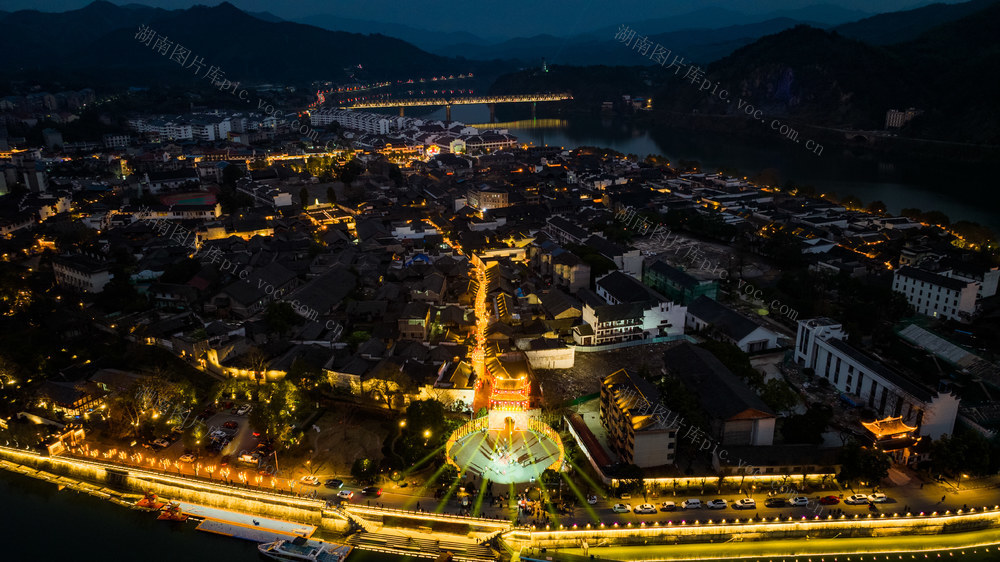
[0, 469, 406, 562]
[422, 105, 1000, 233]
[4, 468, 998, 561]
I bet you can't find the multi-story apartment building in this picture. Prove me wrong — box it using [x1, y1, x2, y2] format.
[794, 318, 959, 439]
[885, 108, 922, 129]
[530, 239, 590, 294]
[53, 254, 114, 293]
[940, 263, 999, 300]
[544, 216, 591, 246]
[892, 266, 978, 322]
[466, 184, 509, 211]
[102, 134, 132, 149]
[600, 369, 678, 467]
[309, 109, 391, 135]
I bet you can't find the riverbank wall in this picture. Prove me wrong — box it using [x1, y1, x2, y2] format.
[0, 445, 350, 533]
[501, 507, 1000, 551]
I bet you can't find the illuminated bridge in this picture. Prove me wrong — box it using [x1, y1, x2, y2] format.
[341, 92, 573, 121]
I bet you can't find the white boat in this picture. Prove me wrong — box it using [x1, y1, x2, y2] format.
[258, 536, 352, 562]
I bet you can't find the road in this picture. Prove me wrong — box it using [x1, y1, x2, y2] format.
[278, 471, 1000, 527]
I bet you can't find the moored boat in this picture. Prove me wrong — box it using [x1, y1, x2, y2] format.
[258, 536, 351, 562]
[156, 502, 189, 522]
[136, 490, 165, 511]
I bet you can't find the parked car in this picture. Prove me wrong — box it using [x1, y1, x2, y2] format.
[170, 426, 185, 435]
[152, 438, 170, 448]
[237, 404, 252, 416]
[660, 501, 676, 511]
[587, 495, 598, 505]
[325, 479, 344, 489]
[619, 493, 631, 500]
[223, 421, 239, 430]
[764, 498, 786, 508]
[612, 503, 631, 513]
[337, 490, 354, 500]
[867, 493, 888, 503]
[635, 504, 657, 514]
[734, 498, 756, 509]
[362, 486, 383, 497]
[219, 455, 230, 467]
[845, 494, 870, 505]
[819, 496, 840, 505]
[300, 476, 320, 486]
[681, 499, 702, 509]
[179, 454, 196, 463]
[790, 497, 809, 507]
[706, 499, 727, 509]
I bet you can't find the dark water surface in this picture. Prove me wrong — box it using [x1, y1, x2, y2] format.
[428, 104, 1000, 232]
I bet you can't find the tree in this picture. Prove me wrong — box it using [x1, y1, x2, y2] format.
[404, 399, 446, 437]
[299, 186, 309, 208]
[351, 457, 378, 484]
[836, 441, 891, 488]
[286, 359, 323, 392]
[866, 201, 887, 215]
[326, 185, 337, 204]
[337, 159, 365, 186]
[346, 330, 371, 351]
[697, 341, 765, 389]
[363, 363, 414, 410]
[264, 301, 302, 336]
[248, 380, 305, 446]
[839, 194, 863, 210]
[613, 463, 645, 495]
[221, 164, 246, 186]
[246, 347, 270, 384]
[781, 403, 832, 444]
[760, 378, 799, 415]
[387, 164, 404, 187]
[930, 429, 994, 477]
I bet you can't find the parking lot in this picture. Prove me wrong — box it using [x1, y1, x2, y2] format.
[148, 402, 258, 468]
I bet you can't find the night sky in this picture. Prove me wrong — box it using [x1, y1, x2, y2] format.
[1, 0, 970, 38]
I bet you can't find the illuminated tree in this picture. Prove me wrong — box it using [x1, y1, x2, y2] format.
[351, 457, 378, 484]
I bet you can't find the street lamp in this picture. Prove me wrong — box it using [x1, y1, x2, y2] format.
[958, 474, 969, 490]
[423, 429, 431, 446]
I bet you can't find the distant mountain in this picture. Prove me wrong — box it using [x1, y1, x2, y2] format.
[0, 0, 162, 63]
[650, 1, 1000, 144]
[246, 10, 284, 23]
[434, 18, 818, 65]
[619, 3, 866, 37]
[759, 3, 870, 25]
[293, 14, 488, 51]
[0, 1, 464, 85]
[835, 0, 999, 44]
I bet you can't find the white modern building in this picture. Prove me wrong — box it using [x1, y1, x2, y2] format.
[573, 272, 686, 346]
[941, 265, 999, 300]
[310, 109, 392, 135]
[794, 318, 959, 440]
[53, 254, 114, 293]
[892, 266, 978, 322]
